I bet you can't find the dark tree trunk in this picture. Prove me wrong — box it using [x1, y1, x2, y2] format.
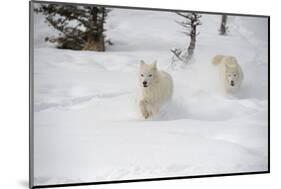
[188, 23, 196, 56]
[82, 7, 105, 51]
[83, 34, 105, 51]
[219, 15, 228, 35]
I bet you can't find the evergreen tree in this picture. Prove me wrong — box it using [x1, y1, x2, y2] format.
[35, 4, 110, 51]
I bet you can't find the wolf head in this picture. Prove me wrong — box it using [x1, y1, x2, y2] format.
[225, 63, 241, 87]
[139, 60, 158, 88]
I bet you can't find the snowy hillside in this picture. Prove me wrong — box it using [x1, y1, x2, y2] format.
[32, 6, 268, 186]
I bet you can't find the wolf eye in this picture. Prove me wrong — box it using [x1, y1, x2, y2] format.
[233, 74, 237, 77]
[141, 74, 144, 77]
[148, 74, 152, 77]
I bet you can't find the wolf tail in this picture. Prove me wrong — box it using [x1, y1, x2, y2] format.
[212, 55, 224, 65]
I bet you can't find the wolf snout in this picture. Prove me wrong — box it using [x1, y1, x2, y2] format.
[230, 80, 235, 86]
[143, 81, 148, 87]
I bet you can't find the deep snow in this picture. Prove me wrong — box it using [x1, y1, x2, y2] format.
[32, 6, 268, 186]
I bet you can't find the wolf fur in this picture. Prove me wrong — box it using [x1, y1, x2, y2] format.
[138, 60, 173, 119]
[212, 55, 244, 93]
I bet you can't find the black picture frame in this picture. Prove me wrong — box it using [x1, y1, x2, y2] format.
[29, 1, 270, 188]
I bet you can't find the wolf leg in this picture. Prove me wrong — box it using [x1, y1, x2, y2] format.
[139, 100, 150, 119]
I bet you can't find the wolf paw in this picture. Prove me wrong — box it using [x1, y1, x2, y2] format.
[143, 111, 150, 119]
[139, 100, 152, 119]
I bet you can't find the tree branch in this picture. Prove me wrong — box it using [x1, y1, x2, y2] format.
[171, 48, 184, 62]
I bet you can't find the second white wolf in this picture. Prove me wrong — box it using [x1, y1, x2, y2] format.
[138, 60, 173, 119]
[212, 55, 244, 94]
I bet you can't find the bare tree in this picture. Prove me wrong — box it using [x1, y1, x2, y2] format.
[171, 12, 202, 66]
[35, 4, 111, 51]
[219, 14, 228, 35]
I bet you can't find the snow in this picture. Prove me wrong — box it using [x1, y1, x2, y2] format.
[32, 6, 268, 186]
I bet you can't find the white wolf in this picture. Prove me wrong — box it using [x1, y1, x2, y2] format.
[138, 60, 173, 119]
[212, 55, 244, 93]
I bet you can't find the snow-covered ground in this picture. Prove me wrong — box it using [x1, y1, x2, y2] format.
[32, 6, 269, 186]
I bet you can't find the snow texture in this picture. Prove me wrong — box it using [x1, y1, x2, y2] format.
[33, 6, 268, 186]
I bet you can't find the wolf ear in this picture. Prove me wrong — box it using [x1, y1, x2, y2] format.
[225, 63, 229, 70]
[152, 60, 157, 69]
[140, 60, 146, 66]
